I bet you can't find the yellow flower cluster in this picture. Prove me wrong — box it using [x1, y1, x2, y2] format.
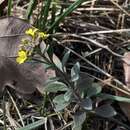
[25, 28, 48, 40]
[16, 28, 48, 64]
[16, 50, 27, 64]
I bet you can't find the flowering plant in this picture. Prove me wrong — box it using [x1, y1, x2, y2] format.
[16, 28, 48, 64]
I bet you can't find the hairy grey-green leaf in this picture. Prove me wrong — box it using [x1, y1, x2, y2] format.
[87, 83, 102, 97]
[72, 112, 86, 130]
[53, 54, 63, 72]
[72, 126, 82, 130]
[77, 73, 94, 93]
[95, 104, 117, 118]
[64, 89, 73, 102]
[44, 81, 68, 93]
[53, 94, 70, 111]
[71, 62, 80, 82]
[62, 50, 70, 71]
[80, 98, 92, 110]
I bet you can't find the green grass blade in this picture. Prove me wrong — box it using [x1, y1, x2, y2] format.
[41, 0, 52, 31]
[98, 93, 130, 103]
[16, 119, 46, 130]
[8, 0, 13, 16]
[26, 0, 37, 20]
[48, 0, 86, 33]
[50, 2, 56, 28]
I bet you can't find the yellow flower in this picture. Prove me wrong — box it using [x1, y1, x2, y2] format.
[39, 32, 48, 39]
[16, 50, 27, 64]
[25, 28, 38, 38]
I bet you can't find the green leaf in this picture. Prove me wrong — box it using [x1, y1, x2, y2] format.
[62, 50, 71, 70]
[53, 94, 70, 111]
[80, 98, 92, 110]
[54, 100, 69, 111]
[71, 62, 80, 82]
[44, 81, 68, 93]
[50, 0, 57, 32]
[72, 126, 82, 130]
[53, 54, 63, 72]
[46, 76, 59, 83]
[98, 93, 130, 103]
[41, 0, 52, 30]
[26, 0, 37, 20]
[95, 104, 117, 118]
[47, 44, 53, 60]
[77, 73, 94, 92]
[72, 112, 86, 130]
[87, 83, 102, 97]
[17, 118, 46, 130]
[8, 0, 13, 16]
[40, 41, 47, 54]
[53, 94, 66, 104]
[64, 89, 73, 102]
